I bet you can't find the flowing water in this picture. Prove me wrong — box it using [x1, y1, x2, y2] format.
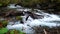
[6, 4, 60, 34]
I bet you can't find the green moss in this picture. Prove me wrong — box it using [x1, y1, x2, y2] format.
[21, 0, 40, 7]
[0, 0, 60, 8]
[0, 3, 2, 6]
[10, 30, 15, 34]
[1, 20, 8, 27]
[0, 0, 20, 7]
[16, 16, 22, 20]
[10, 29, 26, 34]
[0, 0, 10, 7]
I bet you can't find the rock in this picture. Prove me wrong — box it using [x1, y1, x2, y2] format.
[4, 10, 24, 17]
[25, 11, 44, 19]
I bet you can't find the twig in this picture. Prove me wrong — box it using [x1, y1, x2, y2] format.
[43, 29, 47, 34]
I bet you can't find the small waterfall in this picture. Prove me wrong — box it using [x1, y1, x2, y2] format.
[7, 4, 23, 8]
[6, 5, 60, 34]
[7, 4, 16, 8]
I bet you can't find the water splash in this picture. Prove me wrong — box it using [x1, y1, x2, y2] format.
[7, 4, 23, 8]
[7, 8, 60, 34]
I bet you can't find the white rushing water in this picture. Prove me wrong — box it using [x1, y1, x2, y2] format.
[7, 4, 23, 9]
[7, 4, 60, 34]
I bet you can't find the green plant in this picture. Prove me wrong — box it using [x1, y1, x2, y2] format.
[10, 29, 26, 34]
[0, 28, 8, 34]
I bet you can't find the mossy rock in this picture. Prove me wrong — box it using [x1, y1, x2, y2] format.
[9, 29, 26, 34]
[0, 0, 20, 7]
[0, 0, 10, 7]
[1, 20, 8, 27]
[16, 16, 22, 20]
